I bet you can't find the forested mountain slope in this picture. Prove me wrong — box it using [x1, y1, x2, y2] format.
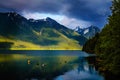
[82, 0, 120, 80]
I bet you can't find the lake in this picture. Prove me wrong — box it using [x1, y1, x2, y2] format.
[0, 50, 104, 80]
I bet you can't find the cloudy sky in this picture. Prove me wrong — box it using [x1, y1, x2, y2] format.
[0, 0, 112, 29]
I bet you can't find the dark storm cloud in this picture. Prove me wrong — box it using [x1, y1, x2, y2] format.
[65, 0, 106, 21]
[62, 0, 111, 27]
[0, 0, 63, 13]
[0, 0, 112, 27]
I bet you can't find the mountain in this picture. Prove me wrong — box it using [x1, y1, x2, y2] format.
[75, 25, 100, 39]
[0, 12, 87, 50]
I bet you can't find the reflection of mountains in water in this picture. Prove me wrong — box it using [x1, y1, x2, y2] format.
[0, 51, 103, 80]
[55, 57, 104, 80]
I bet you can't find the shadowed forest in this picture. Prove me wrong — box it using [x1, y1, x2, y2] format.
[82, 0, 120, 80]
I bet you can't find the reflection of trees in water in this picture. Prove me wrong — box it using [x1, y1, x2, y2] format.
[0, 42, 13, 50]
[77, 57, 85, 73]
[77, 57, 96, 74]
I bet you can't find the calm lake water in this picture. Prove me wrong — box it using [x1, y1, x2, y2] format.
[0, 50, 104, 80]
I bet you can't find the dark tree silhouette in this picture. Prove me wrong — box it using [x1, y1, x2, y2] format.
[0, 42, 13, 50]
[82, 0, 120, 80]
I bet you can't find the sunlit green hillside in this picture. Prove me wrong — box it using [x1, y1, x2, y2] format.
[0, 28, 82, 50]
[0, 12, 87, 50]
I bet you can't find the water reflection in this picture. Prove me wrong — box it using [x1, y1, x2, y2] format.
[55, 57, 104, 80]
[0, 51, 104, 80]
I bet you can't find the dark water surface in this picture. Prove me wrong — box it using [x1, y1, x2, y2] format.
[0, 50, 104, 80]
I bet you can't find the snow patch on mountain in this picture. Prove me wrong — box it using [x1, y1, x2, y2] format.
[84, 29, 89, 34]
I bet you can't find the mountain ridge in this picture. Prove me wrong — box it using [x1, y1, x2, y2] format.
[75, 25, 100, 39]
[0, 12, 87, 50]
